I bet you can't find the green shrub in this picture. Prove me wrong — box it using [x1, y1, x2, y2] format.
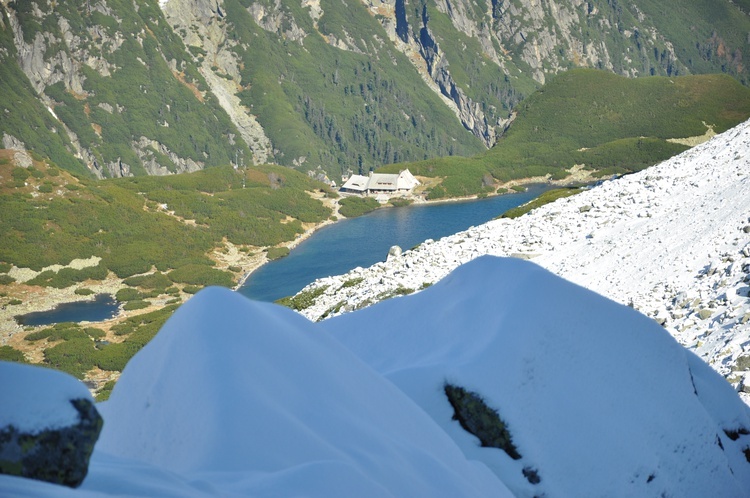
[0, 345, 26, 363]
[95, 380, 116, 402]
[115, 288, 141, 302]
[0, 275, 15, 285]
[8, 299, 22, 305]
[123, 272, 172, 290]
[266, 247, 290, 260]
[183, 285, 201, 294]
[25, 322, 85, 342]
[168, 264, 234, 287]
[338, 196, 380, 217]
[44, 337, 97, 379]
[123, 300, 150, 311]
[26, 264, 108, 289]
[0, 263, 12, 273]
[75, 288, 95, 295]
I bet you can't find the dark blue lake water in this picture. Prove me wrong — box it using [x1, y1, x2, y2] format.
[238, 184, 551, 302]
[14, 293, 120, 327]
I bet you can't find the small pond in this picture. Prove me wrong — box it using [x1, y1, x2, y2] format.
[14, 294, 120, 327]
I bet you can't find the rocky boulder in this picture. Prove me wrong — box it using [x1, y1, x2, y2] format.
[0, 362, 103, 488]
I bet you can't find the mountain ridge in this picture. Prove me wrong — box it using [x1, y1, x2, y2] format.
[1, 0, 750, 179]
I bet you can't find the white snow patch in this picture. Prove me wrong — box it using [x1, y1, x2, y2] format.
[0, 362, 93, 433]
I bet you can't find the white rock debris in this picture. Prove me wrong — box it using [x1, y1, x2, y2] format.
[297, 119, 750, 401]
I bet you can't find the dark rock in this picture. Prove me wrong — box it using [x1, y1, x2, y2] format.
[0, 399, 103, 488]
[523, 466, 541, 484]
[444, 383, 522, 460]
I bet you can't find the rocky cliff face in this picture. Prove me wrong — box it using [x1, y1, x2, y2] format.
[361, 0, 745, 146]
[0, 0, 247, 177]
[161, 0, 273, 165]
[0, 0, 747, 177]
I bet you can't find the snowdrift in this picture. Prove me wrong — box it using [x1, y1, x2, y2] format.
[2, 257, 749, 496]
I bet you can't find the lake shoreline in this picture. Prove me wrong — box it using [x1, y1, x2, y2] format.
[0, 173, 581, 343]
[236, 169, 596, 293]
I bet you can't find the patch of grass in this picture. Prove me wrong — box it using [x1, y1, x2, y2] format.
[500, 188, 582, 219]
[0, 274, 15, 285]
[276, 285, 329, 311]
[123, 272, 172, 290]
[168, 264, 234, 287]
[115, 288, 142, 302]
[340, 277, 364, 289]
[389, 197, 413, 207]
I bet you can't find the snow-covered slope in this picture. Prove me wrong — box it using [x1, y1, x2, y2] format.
[2, 258, 750, 496]
[298, 119, 750, 397]
[324, 256, 750, 497]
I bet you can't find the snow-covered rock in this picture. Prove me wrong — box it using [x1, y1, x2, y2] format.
[2, 257, 750, 496]
[325, 256, 750, 497]
[297, 118, 750, 403]
[0, 362, 102, 488]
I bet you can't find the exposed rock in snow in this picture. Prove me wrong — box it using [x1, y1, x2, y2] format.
[0, 363, 102, 487]
[325, 256, 750, 497]
[297, 119, 750, 402]
[3, 258, 749, 496]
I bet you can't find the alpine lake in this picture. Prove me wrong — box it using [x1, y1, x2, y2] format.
[17, 184, 551, 325]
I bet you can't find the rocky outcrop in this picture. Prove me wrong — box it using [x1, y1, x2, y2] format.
[132, 136, 203, 176]
[162, 0, 273, 165]
[2, 133, 32, 168]
[417, 15, 495, 146]
[444, 383, 521, 460]
[0, 362, 103, 488]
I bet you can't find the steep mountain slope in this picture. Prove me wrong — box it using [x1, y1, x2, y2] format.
[1, 0, 749, 179]
[3, 258, 750, 495]
[383, 69, 750, 198]
[294, 117, 750, 399]
[0, 0, 249, 178]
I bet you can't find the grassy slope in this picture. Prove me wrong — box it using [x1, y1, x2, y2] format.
[381, 69, 750, 198]
[0, 159, 331, 278]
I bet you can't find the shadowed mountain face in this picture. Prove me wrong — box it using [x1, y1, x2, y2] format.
[1, 0, 749, 178]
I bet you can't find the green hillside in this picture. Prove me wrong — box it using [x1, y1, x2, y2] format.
[1, 0, 248, 177]
[227, 0, 485, 175]
[385, 70, 750, 198]
[0, 158, 331, 279]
